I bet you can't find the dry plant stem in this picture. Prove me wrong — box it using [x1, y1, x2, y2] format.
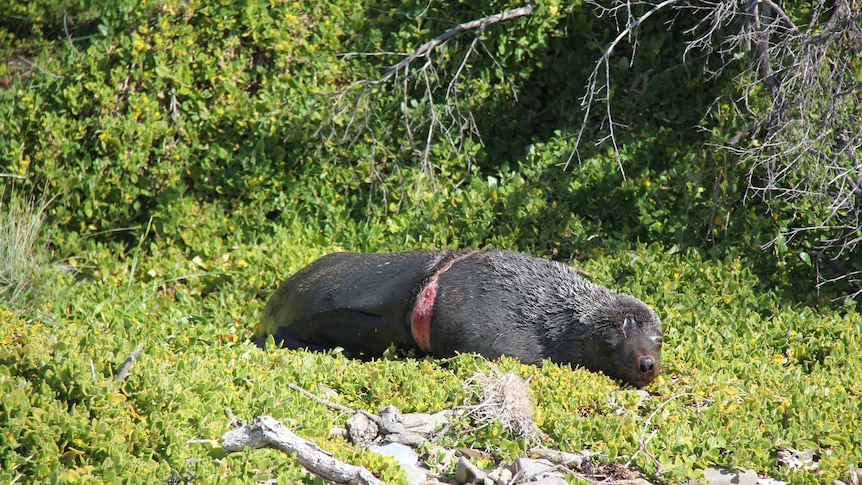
[222, 416, 386, 485]
[316, 5, 532, 186]
[624, 392, 693, 470]
[575, 0, 861, 295]
[288, 382, 355, 414]
[113, 343, 143, 382]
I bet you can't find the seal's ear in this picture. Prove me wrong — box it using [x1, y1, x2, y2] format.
[619, 316, 637, 338]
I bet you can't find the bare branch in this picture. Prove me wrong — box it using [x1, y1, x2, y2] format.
[288, 382, 354, 414]
[568, 0, 683, 174]
[756, 0, 800, 34]
[376, 5, 534, 85]
[309, 5, 533, 187]
[573, 0, 862, 294]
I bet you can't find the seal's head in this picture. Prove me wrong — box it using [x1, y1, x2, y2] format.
[576, 294, 663, 387]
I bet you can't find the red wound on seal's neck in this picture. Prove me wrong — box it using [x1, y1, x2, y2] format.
[410, 250, 478, 354]
[410, 279, 436, 353]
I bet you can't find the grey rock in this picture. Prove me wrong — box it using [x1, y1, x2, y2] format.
[329, 426, 347, 438]
[400, 464, 429, 485]
[377, 405, 407, 434]
[756, 478, 787, 485]
[529, 446, 594, 473]
[368, 442, 418, 467]
[385, 431, 426, 447]
[455, 457, 489, 485]
[703, 467, 758, 485]
[486, 467, 512, 485]
[345, 412, 378, 446]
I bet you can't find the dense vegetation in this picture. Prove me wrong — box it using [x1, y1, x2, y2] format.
[1, 0, 860, 483]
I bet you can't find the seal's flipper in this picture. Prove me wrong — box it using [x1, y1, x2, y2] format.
[262, 308, 403, 358]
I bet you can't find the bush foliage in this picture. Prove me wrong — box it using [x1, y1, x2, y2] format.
[1, 0, 861, 483]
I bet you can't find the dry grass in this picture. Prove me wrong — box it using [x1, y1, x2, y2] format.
[0, 187, 52, 311]
[462, 369, 541, 443]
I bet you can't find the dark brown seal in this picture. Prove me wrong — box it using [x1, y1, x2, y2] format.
[255, 249, 663, 387]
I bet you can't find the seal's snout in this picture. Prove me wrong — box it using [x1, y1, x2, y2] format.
[639, 355, 656, 373]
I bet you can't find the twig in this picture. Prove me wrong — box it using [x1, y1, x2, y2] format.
[221, 415, 386, 485]
[113, 343, 143, 382]
[756, 0, 800, 33]
[288, 382, 354, 414]
[376, 5, 533, 85]
[568, 0, 682, 173]
[624, 392, 692, 469]
[725, 119, 765, 147]
[10, 56, 64, 79]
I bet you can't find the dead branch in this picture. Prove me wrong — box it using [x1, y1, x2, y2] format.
[568, 0, 683, 174]
[376, 5, 534, 85]
[309, 4, 533, 187]
[221, 416, 386, 485]
[572, 0, 862, 294]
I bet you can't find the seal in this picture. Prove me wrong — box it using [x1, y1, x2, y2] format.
[255, 249, 663, 387]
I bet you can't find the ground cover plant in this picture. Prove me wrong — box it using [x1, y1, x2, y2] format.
[2, 0, 861, 483]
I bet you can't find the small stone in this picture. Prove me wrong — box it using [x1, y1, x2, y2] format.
[847, 466, 862, 484]
[529, 446, 594, 473]
[757, 477, 787, 485]
[703, 467, 758, 485]
[400, 464, 428, 485]
[457, 448, 492, 461]
[455, 457, 488, 485]
[377, 405, 407, 434]
[368, 442, 418, 467]
[487, 467, 513, 485]
[385, 431, 426, 447]
[346, 412, 378, 446]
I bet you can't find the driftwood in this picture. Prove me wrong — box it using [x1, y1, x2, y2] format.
[221, 416, 385, 485]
